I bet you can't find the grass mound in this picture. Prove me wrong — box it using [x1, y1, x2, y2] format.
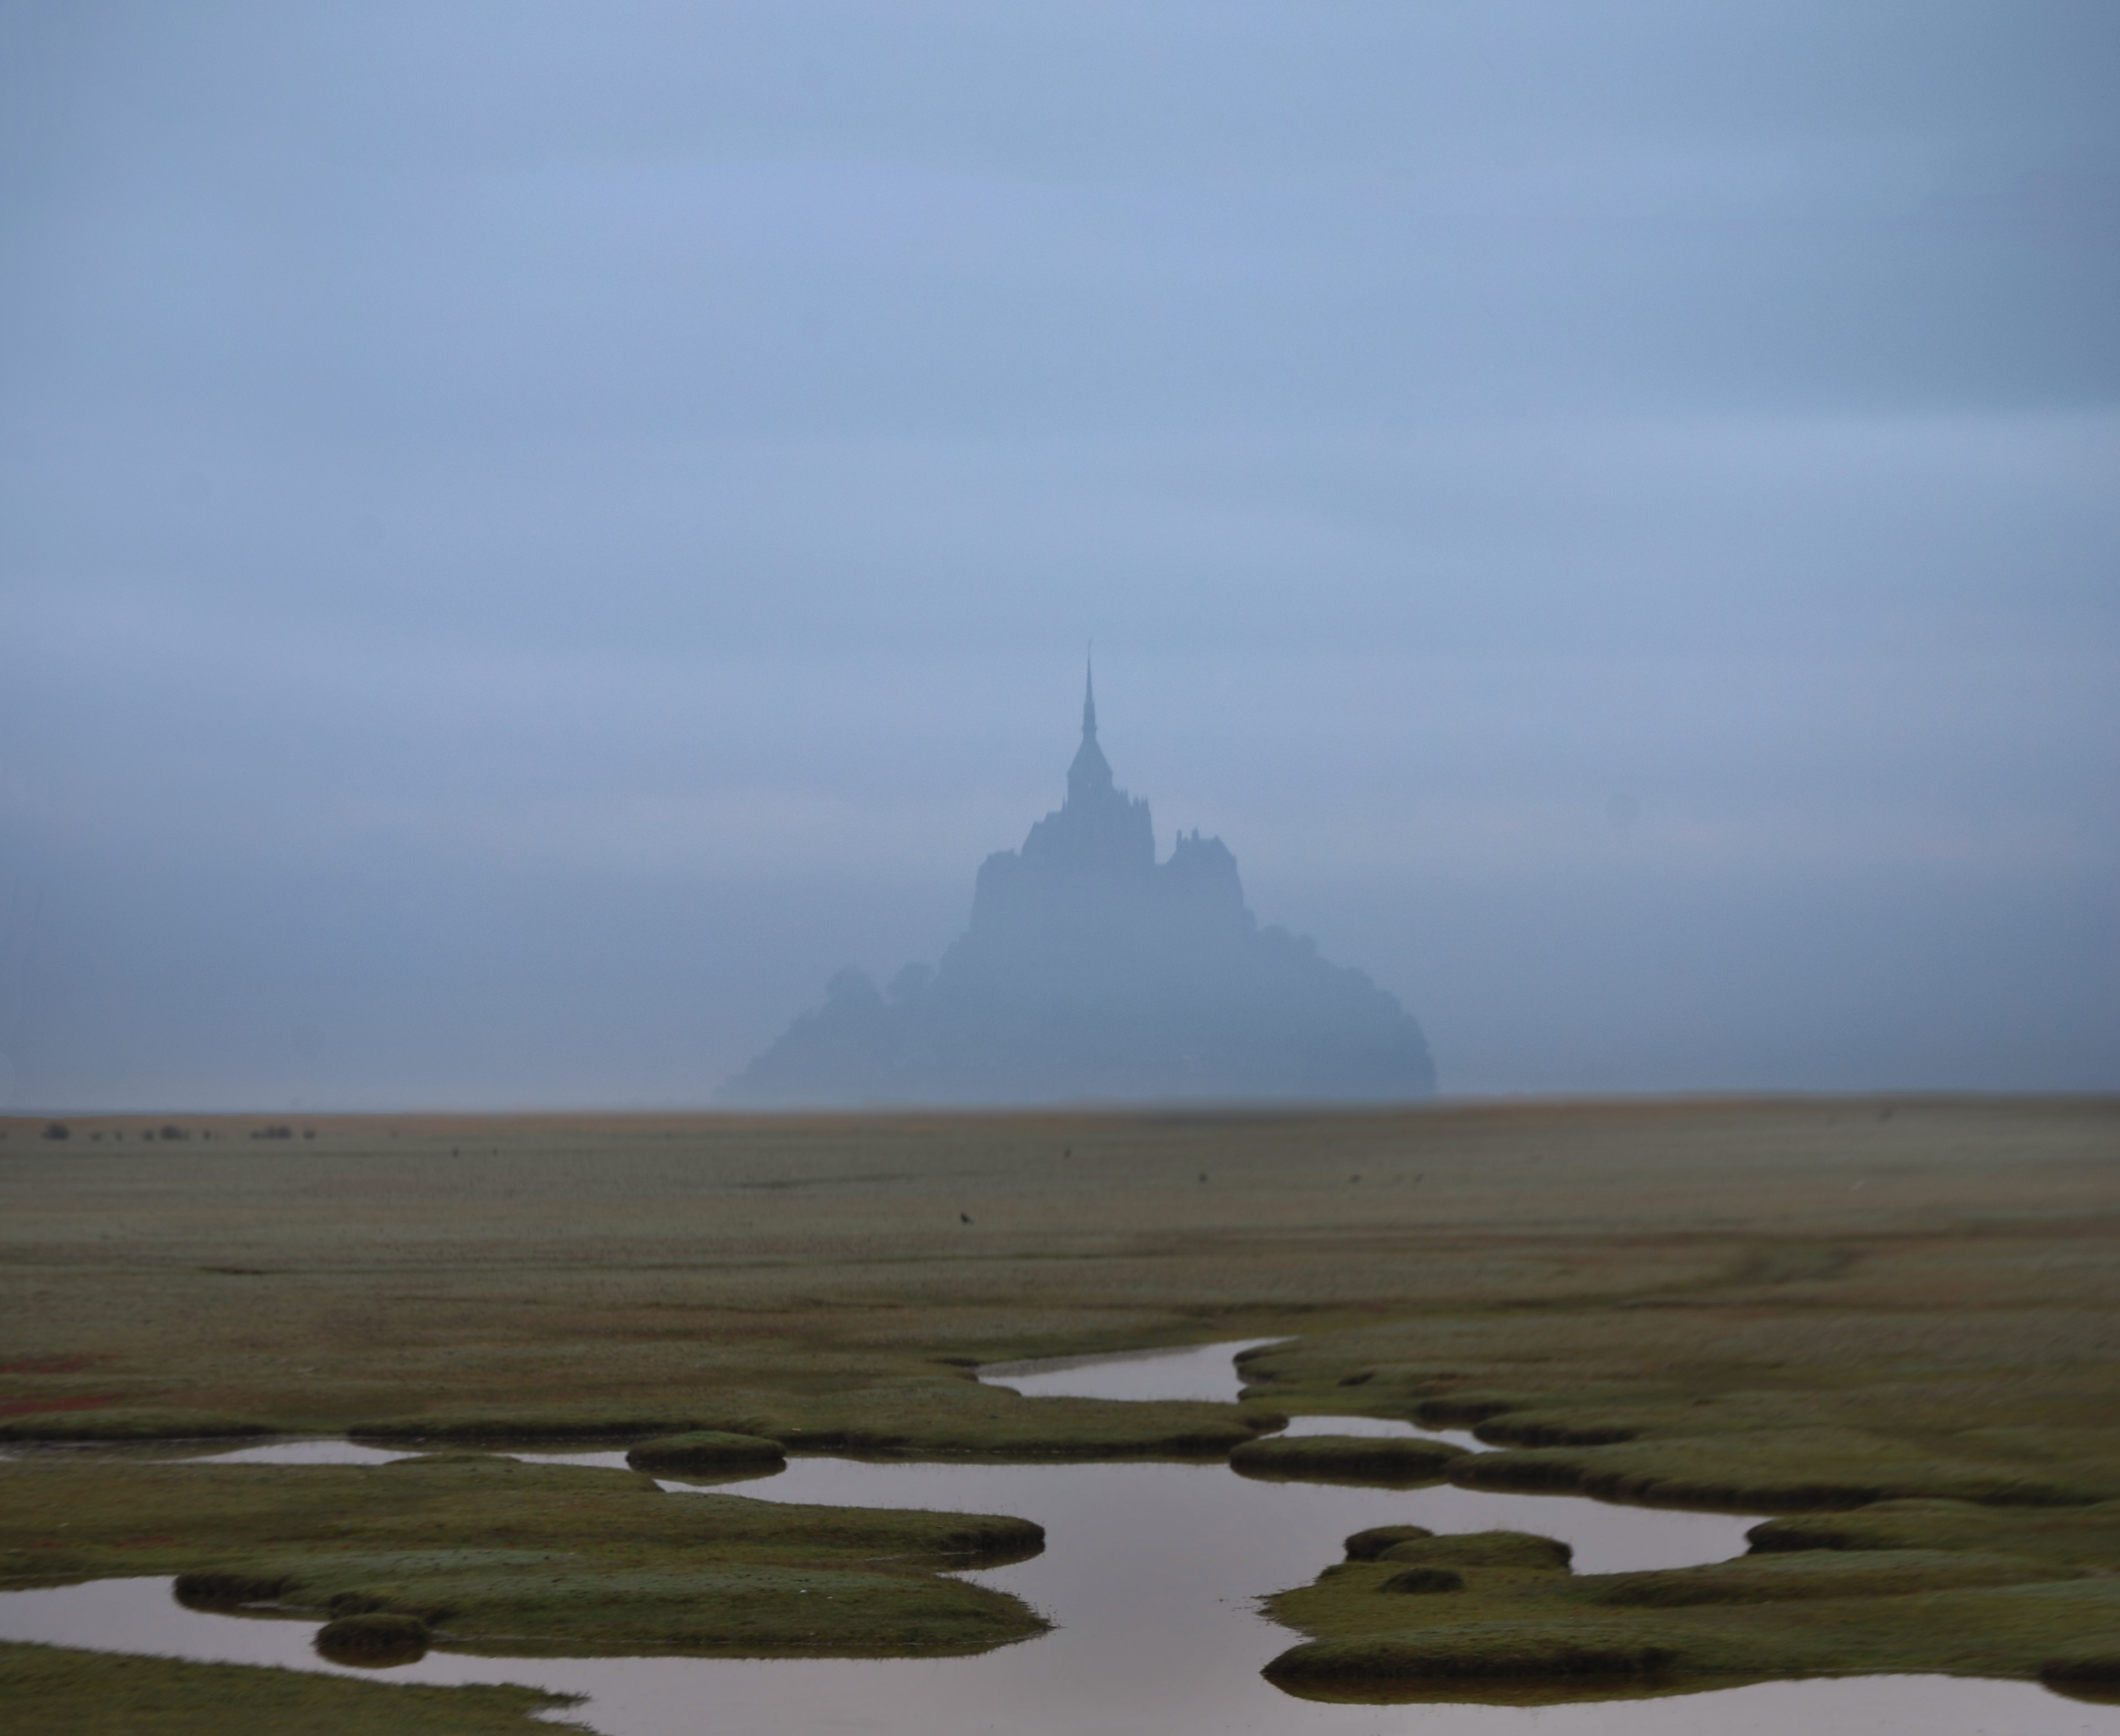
[173, 1569, 291, 1607]
[4, 1457, 1050, 1656]
[1377, 1531, 1573, 1571]
[346, 1389, 1275, 1459]
[1745, 1498, 2120, 1565]
[1589, 1549, 2075, 1607]
[1412, 1391, 1542, 1427]
[315, 1610, 431, 1666]
[0, 1641, 583, 1735]
[2042, 1657, 2120, 1704]
[1265, 1621, 1686, 1682]
[688, 1388, 1276, 1458]
[625, 1430, 787, 1474]
[1378, 1566, 1464, 1594]
[1263, 1530, 2120, 1693]
[1229, 1434, 1465, 1485]
[1343, 1525, 1433, 1560]
[0, 1408, 274, 1441]
[350, 1409, 688, 1442]
[1473, 1410, 1641, 1447]
[1448, 1429, 2112, 1510]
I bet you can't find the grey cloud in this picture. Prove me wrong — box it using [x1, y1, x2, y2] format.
[0, 0, 2113, 1108]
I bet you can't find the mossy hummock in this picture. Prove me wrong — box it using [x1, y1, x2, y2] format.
[1374, 1531, 1573, 1571]
[1262, 1519, 2120, 1695]
[1228, 1434, 1466, 1484]
[1377, 1566, 1465, 1594]
[1342, 1525, 1434, 1560]
[315, 1610, 432, 1666]
[344, 1391, 1275, 1460]
[0, 1641, 582, 1735]
[625, 1431, 787, 1474]
[2, 1456, 1050, 1657]
[0, 1408, 275, 1442]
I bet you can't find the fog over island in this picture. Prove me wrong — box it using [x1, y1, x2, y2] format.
[721, 669, 1434, 1107]
[1, 6, 2113, 1110]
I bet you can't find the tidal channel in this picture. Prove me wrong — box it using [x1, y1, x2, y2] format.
[2, 1339, 2113, 1734]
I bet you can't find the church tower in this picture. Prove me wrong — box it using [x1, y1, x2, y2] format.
[1068, 656, 1115, 802]
[1015, 655, 1154, 875]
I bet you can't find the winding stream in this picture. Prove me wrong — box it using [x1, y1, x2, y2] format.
[2, 1340, 2113, 1734]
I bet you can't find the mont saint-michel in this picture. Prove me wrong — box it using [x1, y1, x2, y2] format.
[719, 672, 1437, 1106]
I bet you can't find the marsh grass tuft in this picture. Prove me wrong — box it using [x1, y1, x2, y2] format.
[173, 1569, 292, 1607]
[625, 1430, 787, 1473]
[2041, 1656, 2120, 1683]
[1378, 1566, 1465, 1594]
[6, 1458, 1049, 1655]
[688, 1389, 1275, 1459]
[1378, 1531, 1573, 1571]
[1265, 1624, 1688, 1684]
[316, 1611, 431, 1666]
[1343, 1525, 1434, 1560]
[1262, 1533, 2120, 1692]
[0, 1409, 274, 1442]
[1448, 1432, 2112, 1511]
[2041, 1657, 2120, 1705]
[2, 1098, 2114, 1698]
[0, 1641, 584, 1734]
[1746, 1498, 2120, 1563]
[1229, 1434, 1465, 1485]
[349, 1410, 691, 1443]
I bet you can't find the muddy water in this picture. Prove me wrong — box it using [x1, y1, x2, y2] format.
[2, 1340, 2113, 1735]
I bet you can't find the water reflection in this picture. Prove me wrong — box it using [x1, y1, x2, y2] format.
[982, 1335, 1487, 1449]
[1, 1340, 2112, 1735]
[168, 1437, 408, 1467]
[979, 1336, 1287, 1402]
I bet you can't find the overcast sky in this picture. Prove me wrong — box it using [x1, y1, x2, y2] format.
[3, 0, 2115, 1109]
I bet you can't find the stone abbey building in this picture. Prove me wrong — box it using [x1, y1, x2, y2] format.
[717, 671, 1436, 1106]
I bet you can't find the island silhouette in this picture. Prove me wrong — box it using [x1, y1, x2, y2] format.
[717, 667, 1437, 1106]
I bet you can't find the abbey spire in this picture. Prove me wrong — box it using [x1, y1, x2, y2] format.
[1067, 652, 1115, 802]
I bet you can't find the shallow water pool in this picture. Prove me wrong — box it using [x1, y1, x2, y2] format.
[1, 1339, 2111, 1736]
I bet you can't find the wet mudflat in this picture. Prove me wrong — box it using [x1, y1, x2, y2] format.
[3, 1341, 2114, 1736]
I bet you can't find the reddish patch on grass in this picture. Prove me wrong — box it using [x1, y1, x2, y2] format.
[0, 1394, 121, 1419]
[116, 1534, 178, 1548]
[0, 1356, 101, 1375]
